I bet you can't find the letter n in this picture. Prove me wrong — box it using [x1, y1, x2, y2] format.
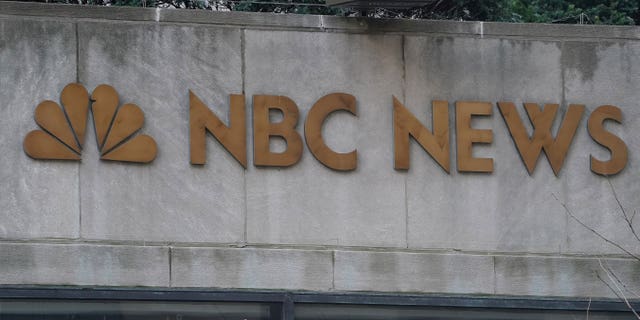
[393, 96, 450, 172]
[189, 90, 247, 168]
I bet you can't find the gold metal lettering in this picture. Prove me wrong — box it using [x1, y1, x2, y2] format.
[101, 134, 157, 163]
[497, 102, 584, 176]
[101, 104, 144, 154]
[393, 96, 449, 172]
[24, 83, 157, 164]
[91, 84, 119, 149]
[34, 100, 81, 153]
[253, 95, 303, 167]
[189, 91, 246, 168]
[588, 105, 628, 175]
[23, 130, 81, 160]
[60, 83, 89, 148]
[456, 101, 493, 173]
[304, 93, 357, 171]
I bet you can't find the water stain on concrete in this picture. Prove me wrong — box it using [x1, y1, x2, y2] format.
[561, 41, 616, 83]
[368, 251, 398, 276]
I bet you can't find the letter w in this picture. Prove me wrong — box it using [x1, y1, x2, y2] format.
[498, 102, 584, 176]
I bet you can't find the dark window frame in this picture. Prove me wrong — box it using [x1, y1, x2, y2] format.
[0, 287, 637, 320]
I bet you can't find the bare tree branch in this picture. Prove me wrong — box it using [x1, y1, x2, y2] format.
[595, 271, 640, 320]
[554, 183, 640, 318]
[607, 180, 640, 243]
[602, 260, 640, 299]
[598, 259, 640, 319]
[552, 193, 640, 261]
[597, 271, 625, 301]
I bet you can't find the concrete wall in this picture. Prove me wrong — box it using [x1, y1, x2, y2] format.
[1, 1, 640, 299]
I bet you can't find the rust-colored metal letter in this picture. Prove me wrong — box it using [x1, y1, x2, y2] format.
[456, 101, 493, 173]
[304, 93, 357, 171]
[190, 91, 246, 168]
[253, 95, 303, 167]
[588, 105, 628, 175]
[60, 83, 90, 148]
[497, 102, 584, 176]
[393, 96, 449, 172]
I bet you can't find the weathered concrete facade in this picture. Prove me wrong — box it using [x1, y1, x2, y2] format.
[1, 1, 640, 299]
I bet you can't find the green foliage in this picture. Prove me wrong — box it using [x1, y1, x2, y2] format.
[505, 0, 638, 25]
[372, 0, 638, 25]
[15, 0, 640, 25]
[233, 0, 342, 15]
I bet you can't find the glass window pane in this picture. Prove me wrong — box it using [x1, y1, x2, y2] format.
[295, 303, 635, 320]
[0, 300, 281, 320]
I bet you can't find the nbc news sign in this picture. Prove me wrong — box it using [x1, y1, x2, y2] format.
[25, 82, 627, 177]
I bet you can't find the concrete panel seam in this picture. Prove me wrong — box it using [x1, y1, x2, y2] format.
[75, 22, 81, 240]
[492, 255, 497, 294]
[168, 246, 173, 287]
[0, 239, 637, 260]
[401, 34, 408, 249]
[331, 250, 336, 290]
[404, 175, 409, 249]
[241, 28, 246, 94]
[241, 28, 248, 246]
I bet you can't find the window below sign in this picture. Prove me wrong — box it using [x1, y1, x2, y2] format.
[0, 300, 280, 320]
[295, 304, 634, 320]
[0, 289, 637, 320]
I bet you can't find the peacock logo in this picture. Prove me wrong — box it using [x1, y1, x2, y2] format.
[23, 83, 157, 163]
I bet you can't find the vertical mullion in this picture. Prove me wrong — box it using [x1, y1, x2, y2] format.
[282, 293, 294, 320]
